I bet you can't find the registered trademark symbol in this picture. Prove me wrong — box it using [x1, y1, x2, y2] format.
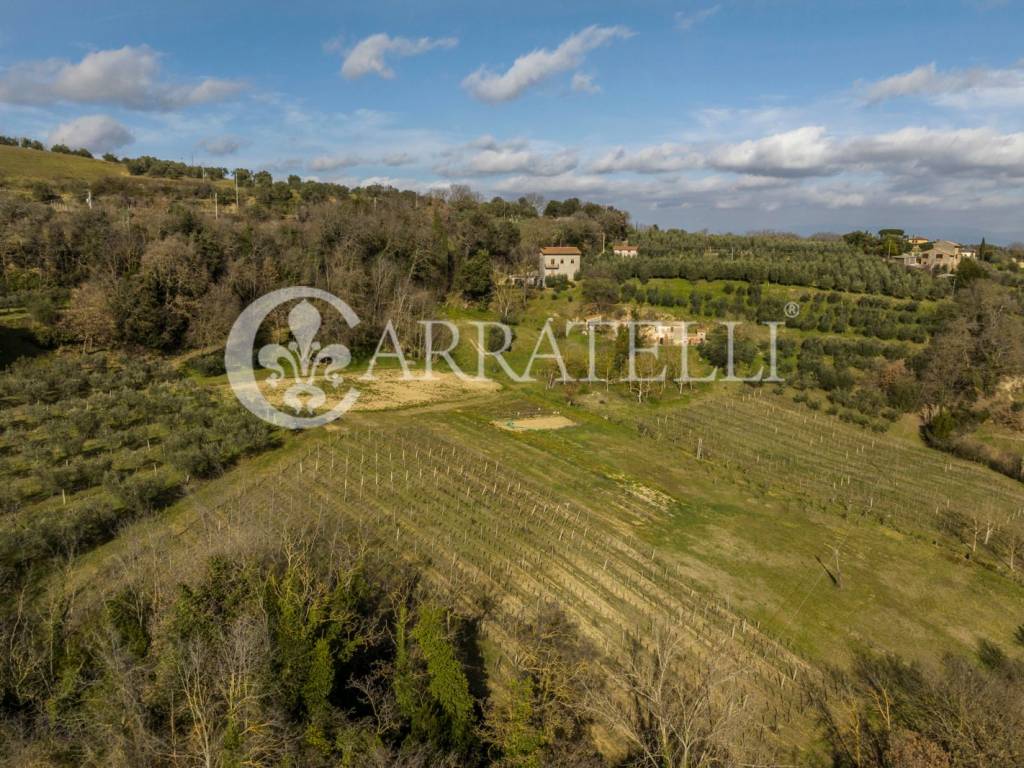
[784, 301, 800, 319]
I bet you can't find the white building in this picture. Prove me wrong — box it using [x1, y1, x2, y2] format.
[612, 242, 639, 257]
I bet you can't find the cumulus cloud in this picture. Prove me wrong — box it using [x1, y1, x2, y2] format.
[437, 136, 578, 177]
[462, 25, 632, 103]
[47, 115, 134, 153]
[841, 126, 1024, 177]
[0, 46, 245, 110]
[337, 33, 457, 79]
[675, 5, 721, 31]
[861, 61, 1024, 107]
[709, 126, 837, 177]
[198, 135, 245, 156]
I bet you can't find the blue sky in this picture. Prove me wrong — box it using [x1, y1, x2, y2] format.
[2, 0, 1023, 241]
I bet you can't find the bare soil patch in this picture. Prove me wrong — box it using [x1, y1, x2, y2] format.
[493, 415, 576, 431]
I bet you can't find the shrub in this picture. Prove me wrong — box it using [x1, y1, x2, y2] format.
[186, 352, 226, 377]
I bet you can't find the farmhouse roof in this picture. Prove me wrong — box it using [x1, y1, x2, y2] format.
[540, 246, 582, 255]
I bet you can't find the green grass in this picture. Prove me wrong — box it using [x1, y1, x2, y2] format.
[972, 421, 1024, 456]
[0, 144, 128, 184]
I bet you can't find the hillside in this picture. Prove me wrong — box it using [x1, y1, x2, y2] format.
[1, 149, 1023, 767]
[0, 144, 128, 185]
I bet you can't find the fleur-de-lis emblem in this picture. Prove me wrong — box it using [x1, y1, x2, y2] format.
[257, 300, 351, 414]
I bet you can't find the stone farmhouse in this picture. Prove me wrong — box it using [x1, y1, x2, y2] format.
[612, 242, 640, 257]
[540, 246, 581, 281]
[891, 239, 976, 271]
[647, 323, 707, 346]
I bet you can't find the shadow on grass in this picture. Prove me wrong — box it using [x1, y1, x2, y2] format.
[0, 323, 45, 368]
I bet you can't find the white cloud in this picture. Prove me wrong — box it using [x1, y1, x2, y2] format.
[709, 126, 837, 177]
[587, 125, 1024, 183]
[438, 137, 578, 176]
[0, 46, 245, 110]
[796, 186, 866, 209]
[841, 126, 1024, 177]
[338, 33, 458, 80]
[309, 153, 364, 172]
[309, 151, 417, 172]
[47, 114, 134, 153]
[861, 60, 1024, 108]
[675, 5, 721, 31]
[571, 72, 600, 94]
[198, 135, 245, 156]
[462, 25, 632, 103]
[589, 127, 836, 177]
[695, 106, 792, 131]
[591, 143, 703, 173]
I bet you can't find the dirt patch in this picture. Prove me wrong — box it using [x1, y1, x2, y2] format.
[493, 415, 576, 432]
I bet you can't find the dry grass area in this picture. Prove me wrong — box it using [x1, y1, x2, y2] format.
[226, 369, 501, 414]
[493, 414, 576, 431]
[355, 370, 501, 410]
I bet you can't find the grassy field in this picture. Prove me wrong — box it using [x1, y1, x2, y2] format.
[0, 145, 128, 184]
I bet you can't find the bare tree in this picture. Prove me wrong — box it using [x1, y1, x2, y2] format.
[586, 628, 753, 768]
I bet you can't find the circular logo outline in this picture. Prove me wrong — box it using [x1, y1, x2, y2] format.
[225, 286, 360, 429]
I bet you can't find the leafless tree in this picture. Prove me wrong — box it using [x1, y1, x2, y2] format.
[586, 628, 753, 768]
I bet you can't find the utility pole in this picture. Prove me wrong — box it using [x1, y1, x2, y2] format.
[235, 172, 240, 208]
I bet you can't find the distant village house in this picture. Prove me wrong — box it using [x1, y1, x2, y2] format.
[612, 242, 640, 257]
[576, 317, 706, 346]
[647, 323, 707, 346]
[540, 246, 581, 281]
